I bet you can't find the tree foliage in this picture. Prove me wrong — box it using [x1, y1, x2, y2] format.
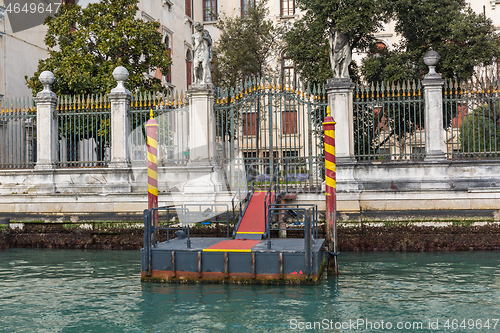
[362, 0, 500, 83]
[284, 0, 389, 86]
[25, 0, 171, 96]
[460, 101, 500, 155]
[213, 0, 280, 89]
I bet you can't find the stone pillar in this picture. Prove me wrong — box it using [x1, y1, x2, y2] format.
[183, 83, 221, 194]
[34, 71, 58, 170]
[187, 84, 216, 162]
[108, 66, 131, 168]
[326, 78, 356, 164]
[422, 50, 446, 162]
[326, 78, 359, 193]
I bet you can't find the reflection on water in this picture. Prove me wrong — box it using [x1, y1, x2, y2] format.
[1, 249, 499, 332]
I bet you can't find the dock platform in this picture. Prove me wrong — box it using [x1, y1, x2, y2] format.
[141, 237, 325, 284]
[141, 171, 326, 284]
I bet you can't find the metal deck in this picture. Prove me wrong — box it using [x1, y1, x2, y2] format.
[141, 165, 326, 284]
[141, 237, 326, 284]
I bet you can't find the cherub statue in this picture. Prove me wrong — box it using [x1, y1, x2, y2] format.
[328, 29, 351, 79]
[192, 22, 213, 85]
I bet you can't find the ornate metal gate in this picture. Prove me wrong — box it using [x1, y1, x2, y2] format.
[214, 77, 327, 191]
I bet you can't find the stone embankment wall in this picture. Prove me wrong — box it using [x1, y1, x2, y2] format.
[1, 221, 500, 251]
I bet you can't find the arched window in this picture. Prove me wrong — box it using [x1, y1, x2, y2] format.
[164, 34, 172, 84]
[374, 41, 387, 54]
[186, 50, 192, 89]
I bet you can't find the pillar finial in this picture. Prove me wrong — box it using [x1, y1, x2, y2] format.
[327, 106, 331, 117]
[150, 109, 154, 119]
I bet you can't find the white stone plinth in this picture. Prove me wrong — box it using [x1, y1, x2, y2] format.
[326, 78, 356, 164]
[34, 93, 58, 170]
[187, 84, 216, 162]
[422, 77, 446, 162]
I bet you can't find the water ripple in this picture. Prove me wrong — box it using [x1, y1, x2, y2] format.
[1, 249, 500, 332]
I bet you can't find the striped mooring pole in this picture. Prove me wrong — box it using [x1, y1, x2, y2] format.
[323, 106, 339, 275]
[146, 110, 159, 226]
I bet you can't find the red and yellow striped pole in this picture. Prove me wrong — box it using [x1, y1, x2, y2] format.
[146, 110, 159, 226]
[323, 106, 338, 275]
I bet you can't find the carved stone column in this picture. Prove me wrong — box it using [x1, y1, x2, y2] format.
[34, 71, 58, 170]
[422, 50, 446, 162]
[108, 66, 132, 168]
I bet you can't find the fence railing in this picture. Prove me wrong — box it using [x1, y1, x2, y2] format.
[4, 75, 499, 172]
[214, 77, 327, 192]
[56, 94, 111, 167]
[444, 79, 500, 160]
[129, 91, 189, 166]
[353, 80, 424, 161]
[0, 97, 37, 169]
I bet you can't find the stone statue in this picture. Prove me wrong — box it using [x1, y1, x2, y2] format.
[328, 29, 351, 79]
[192, 22, 213, 85]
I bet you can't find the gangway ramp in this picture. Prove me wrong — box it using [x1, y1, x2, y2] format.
[234, 191, 274, 239]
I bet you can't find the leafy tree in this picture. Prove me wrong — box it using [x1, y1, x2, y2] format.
[25, 0, 171, 164]
[213, 0, 280, 89]
[213, 0, 281, 172]
[284, 0, 389, 86]
[362, 0, 500, 83]
[25, 0, 171, 96]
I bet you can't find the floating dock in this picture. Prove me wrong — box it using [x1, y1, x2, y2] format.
[141, 171, 327, 284]
[141, 237, 325, 284]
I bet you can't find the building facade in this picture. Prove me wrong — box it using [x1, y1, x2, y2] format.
[0, 0, 499, 98]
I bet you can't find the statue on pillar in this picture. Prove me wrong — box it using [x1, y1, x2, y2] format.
[192, 22, 213, 85]
[328, 29, 351, 79]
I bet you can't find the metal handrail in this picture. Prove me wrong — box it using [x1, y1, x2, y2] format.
[150, 206, 189, 247]
[266, 206, 316, 275]
[268, 203, 318, 239]
[183, 203, 231, 238]
[231, 173, 253, 237]
[232, 188, 254, 238]
[264, 165, 281, 247]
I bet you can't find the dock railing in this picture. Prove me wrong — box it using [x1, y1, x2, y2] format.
[266, 205, 317, 275]
[143, 203, 232, 253]
[264, 165, 281, 245]
[183, 203, 231, 239]
[231, 172, 253, 238]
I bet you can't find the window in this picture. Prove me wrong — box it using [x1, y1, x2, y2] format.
[281, 52, 296, 87]
[280, 0, 294, 16]
[243, 112, 257, 136]
[243, 151, 258, 174]
[282, 110, 297, 134]
[185, 0, 191, 18]
[156, 33, 172, 84]
[283, 150, 298, 165]
[165, 35, 172, 84]
[203, 0, 217, 21]
[241, 0, 255, 17]
[186, 50, 192, 89]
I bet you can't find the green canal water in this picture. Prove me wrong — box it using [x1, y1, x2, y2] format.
[1, 249, 500, 332]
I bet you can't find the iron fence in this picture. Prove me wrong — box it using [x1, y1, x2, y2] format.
[353, 80, 424, 161]
[214, 76, 327, 192]
[444, 79, 500, 160]
[129, 91, 189, 166]
[0, 97, 37, 169]
[56, 94, 111, 167]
